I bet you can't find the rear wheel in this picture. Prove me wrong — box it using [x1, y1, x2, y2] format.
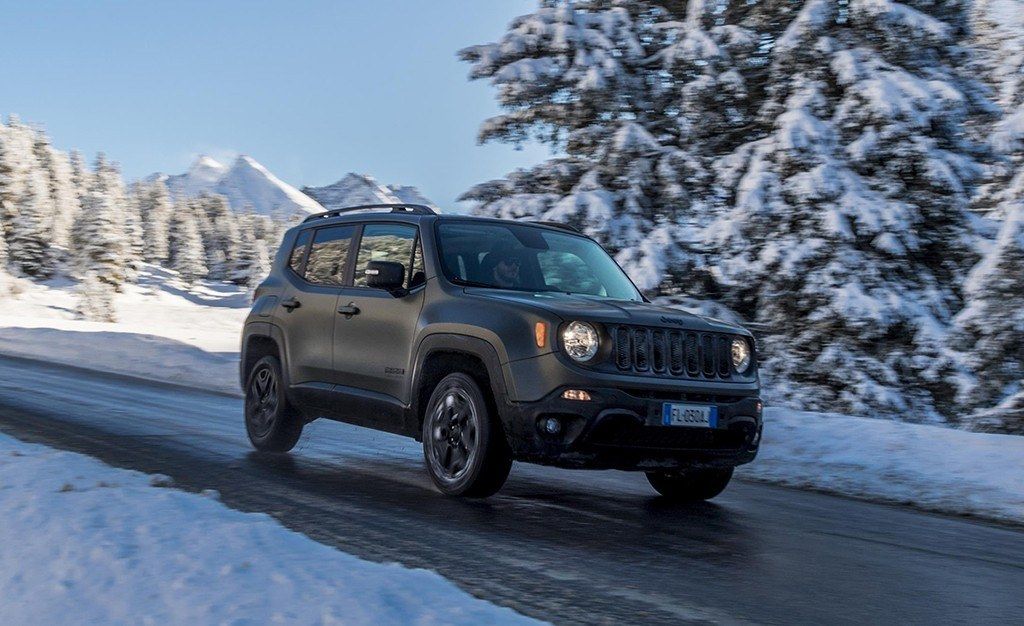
[422, 372, 511, 497]
[245, 355, 303, 452]
[646, 467, 734, 501]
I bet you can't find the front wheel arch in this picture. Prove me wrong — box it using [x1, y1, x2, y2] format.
[409, 335, 511, 442]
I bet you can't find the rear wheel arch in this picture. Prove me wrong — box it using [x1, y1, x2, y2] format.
[242, 324, 291, 388]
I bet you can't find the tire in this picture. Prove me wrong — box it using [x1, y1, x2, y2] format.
[422, 372, 512, 497]
[646, 467, 734, 501]
[244, 355, 303, 453]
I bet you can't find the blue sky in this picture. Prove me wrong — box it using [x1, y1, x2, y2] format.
[0, 0, 550, 210]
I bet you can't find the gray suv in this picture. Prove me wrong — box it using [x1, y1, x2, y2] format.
[241, 204, 762, 499]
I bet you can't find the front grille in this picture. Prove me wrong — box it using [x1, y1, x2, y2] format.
[610, 325, 735, 380]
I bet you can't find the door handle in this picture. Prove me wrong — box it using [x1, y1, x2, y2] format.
[337, 303, 360, 318]
[281, 298, 301, 311]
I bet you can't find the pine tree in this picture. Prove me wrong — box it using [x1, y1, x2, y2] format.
[0, 217, 8, 268]
[7, 156, 56, 278]
[75, 271, 117, 323]
[123, 186, 145, 276]
[71, 154, 129, 290]
[952, 205, 1024, 433]
[33, 132, 79, 252]
[69, 149, 91, 205]
[231, 232, 271, 290]
[703, 0, 989, 420]
[460, 1, 758, 291]
[0, 116, 37, 238]
[192, 193, 239, 279]
[970, 0, 1024, 219]
[134, 180, 173, 264]
[167, 202, 207, 284]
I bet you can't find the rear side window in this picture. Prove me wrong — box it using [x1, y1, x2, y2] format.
[305, 225, 356, 286]
[354, 224, 418, 287]
[288, 230, 311, 275]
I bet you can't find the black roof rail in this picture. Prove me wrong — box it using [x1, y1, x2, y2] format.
[528, 220, 580, 233]
[303, 203, 436, 223]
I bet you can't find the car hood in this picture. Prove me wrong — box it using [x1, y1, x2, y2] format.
[463, 288, 750, 335]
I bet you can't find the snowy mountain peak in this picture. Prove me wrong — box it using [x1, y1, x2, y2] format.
[303, 173, 437, 212]
[190, 155, 227, 176]
[150, 155, 322, 218]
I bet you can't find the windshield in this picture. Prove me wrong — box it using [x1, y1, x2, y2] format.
[435, 221, 643, 302]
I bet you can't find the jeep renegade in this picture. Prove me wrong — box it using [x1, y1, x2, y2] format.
[241, 204, 762, 499]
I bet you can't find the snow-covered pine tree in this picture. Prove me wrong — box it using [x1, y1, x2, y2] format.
[952, 205, 1024, 433]
[0, 211, 8, 268]
[134, 180, 173, 264]
[32, 130, 79, 251]
[192, 193, 240, 280]
[460, 1, 758, 292]
[75, 271, 117, 323]
[123, 185, 145, 278]
[71, 154, 130, 290]
[970, 0, 1024, 220]
[704, 0, 989, 420]
[0, 116, 37, 239]
[69, 149, 92, 205]
[7, 153, 56, 278]
[167, 201, 207, 284]
[231, 229, 271, 291]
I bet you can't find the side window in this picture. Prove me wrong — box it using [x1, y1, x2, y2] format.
[288, 230, 312, 275]
[305, 225, 356, 286]
[354, 224, 418, 287]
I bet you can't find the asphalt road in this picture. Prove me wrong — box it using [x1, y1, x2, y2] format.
[0, 355, 1021, 625]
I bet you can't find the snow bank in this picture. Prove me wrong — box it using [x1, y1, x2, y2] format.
[0, 267, 245, 395]
[0, 433, 537, 625]
[740, 408, 1024, 524]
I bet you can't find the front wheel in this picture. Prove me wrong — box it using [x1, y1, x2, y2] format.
[646, 467, 734, 501]
[422, 372, 511, 497]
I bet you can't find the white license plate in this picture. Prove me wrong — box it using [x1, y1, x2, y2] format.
[662, 403, 718, 428]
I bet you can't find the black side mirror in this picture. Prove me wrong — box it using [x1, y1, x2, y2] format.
[365, 260, 406, 295]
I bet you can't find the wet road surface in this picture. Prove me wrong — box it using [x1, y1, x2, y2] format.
[0, 355, 1021, 625]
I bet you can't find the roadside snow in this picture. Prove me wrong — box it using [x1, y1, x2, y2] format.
[1, 266, 1022, 524]
[0, 267, 245, 395]
[740, 408, 1024, 524]
[0, 432, 537, 625]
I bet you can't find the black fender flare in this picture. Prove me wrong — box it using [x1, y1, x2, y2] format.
[408, 333, 514, 438]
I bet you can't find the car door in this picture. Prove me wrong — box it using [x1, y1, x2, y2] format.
[332, 222, 425, 404]
[279, 224, 356, 387]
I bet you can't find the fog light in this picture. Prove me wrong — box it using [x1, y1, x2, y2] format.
[756, 401, 763, 415]
[543, 417, 562, 435]
[561, 389, 591, 402]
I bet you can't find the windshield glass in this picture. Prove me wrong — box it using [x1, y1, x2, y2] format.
[435, 221, 642, 301]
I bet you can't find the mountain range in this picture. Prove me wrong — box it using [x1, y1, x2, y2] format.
[302, 173, 436, 211]
[149, 156, 435, 218]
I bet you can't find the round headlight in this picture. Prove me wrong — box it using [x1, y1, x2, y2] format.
[731, 337, 752, 373]
[562, 321, 599, 362]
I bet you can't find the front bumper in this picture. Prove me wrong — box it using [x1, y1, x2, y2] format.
[499, 385, 762, 471]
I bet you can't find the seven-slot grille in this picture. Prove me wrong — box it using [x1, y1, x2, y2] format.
[611, 325, 733, 379]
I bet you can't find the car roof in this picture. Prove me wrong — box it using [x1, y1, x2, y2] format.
[294, 209, 581, 235]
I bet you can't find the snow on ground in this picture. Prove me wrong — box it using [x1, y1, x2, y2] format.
[0, 433, 537, 626]
[1, 266, 1022, 524]
[739, 409, 1024, 525]
[0, 266, 246, 395]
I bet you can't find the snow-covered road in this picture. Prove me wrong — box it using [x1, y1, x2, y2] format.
[0, 355, 1022, 624]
